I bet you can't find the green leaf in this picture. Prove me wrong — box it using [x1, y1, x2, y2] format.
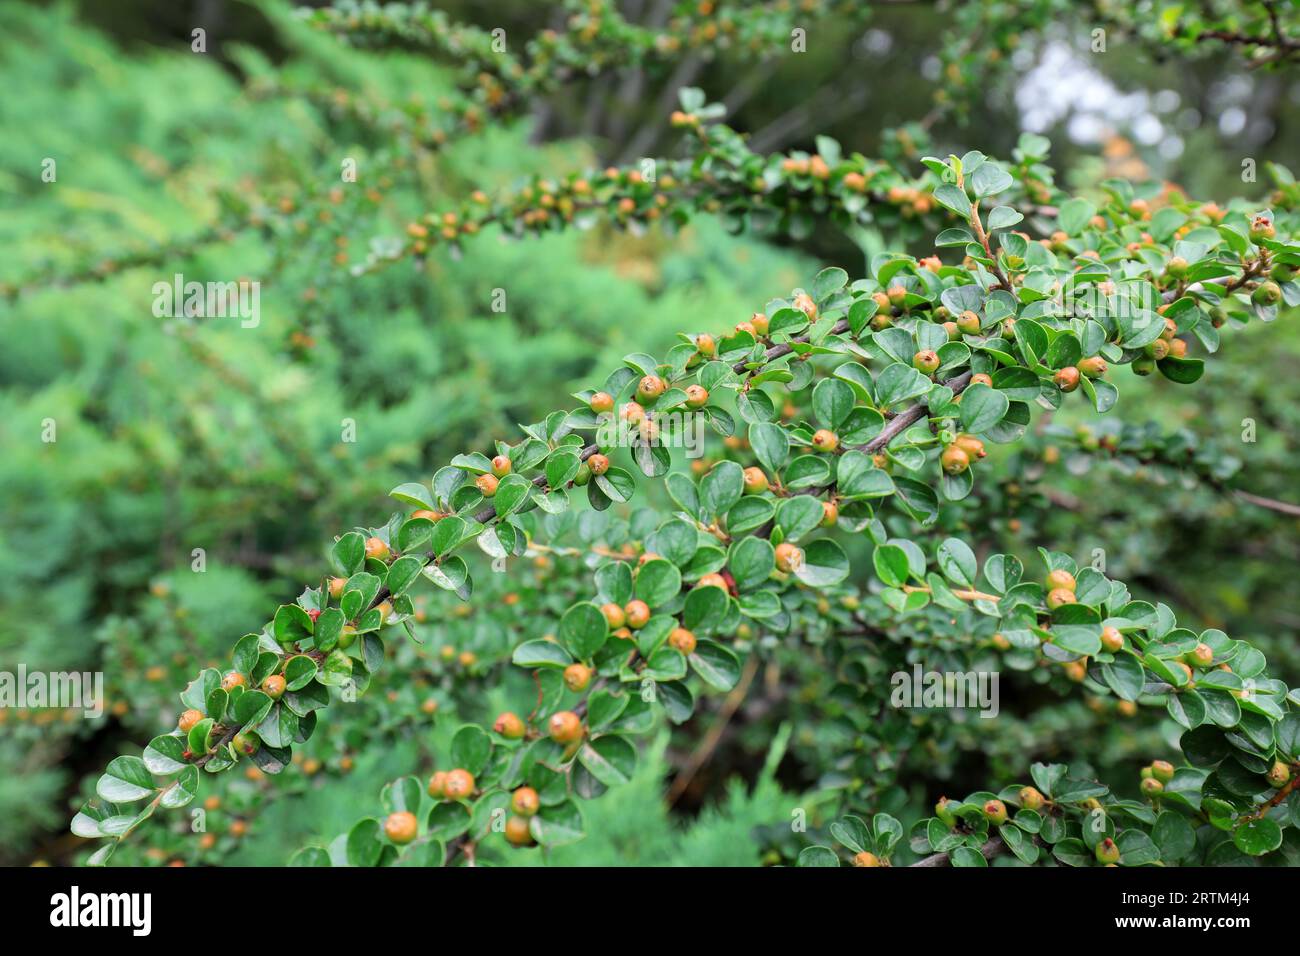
[797, 846, 841, 867]
[450, 725, 493, 777]
[873, 543, 911, 588]
[936, 538, 977, 588]
[577, 735, 637, 786]
[749, 422, 789, 474]
[96, 756, 155, 803]
[560, 603, 609, 660]
[635, 559, 682, 607]
[1233, 818, 1283, 856]
[512, 639, 572, 669]
[728, 537, 775, 592]
[690, 641, 743, 691]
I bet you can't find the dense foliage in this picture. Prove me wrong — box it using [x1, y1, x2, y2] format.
[3, 0, 1298, 868]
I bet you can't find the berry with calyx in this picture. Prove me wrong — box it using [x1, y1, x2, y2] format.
[750, 312, 770, 336]
[587, 453, 610, 477]
[1267, 761, 1291, 787]
[1150, 760, 1175, 783]
[1168, 338, 1187, 357]
[178, 709, 203, 733]
[943, 321, 959, 340]
[427, 771, 448, 797]
[1140, 776, 1164, 797]
[1132, 357, 1156, 376]
[563, 663, 592, 692]
[1095, 837, 1120, 864]
[221, 671, 248, 692]
[792, 292, 818, 319]
[669, 627, 697, 654]
[328, 576, 347, 599]
[491, 455, 512, 477]
[1054, 366, 1081, 392]
[1045, 569, 1076, 592]
[511, 786, 541, 817]
[1145, 338, 1170, 360]
[1064, 660, 1087, 682]
[384, 811, 418, 845]
[444, 769, 475, 800]
[261, 675, 286, 699]
[969, 373, 993, 387]
[636, 375, 667, 404]
[232, 731, 260, 756]
[913, 349, 940, 374]
[685, 384, 709, 409]
[695, 333, 716, 357]
[548, 710, 584, 744]
[851, 851, 881, 867]
[697, 572, 729, 591]
[886, 285, 907, 307]
[953, 434, 986, 459]
[1252, 281, 1282, 306]
[1079, 356, 1107, 378]
[475, 473, 498, 497]
[1187, 643, 1214, 668]
[412, 509, 443, 522]
[743, 467, 769, 494]
[590, 391, 614, 414]
[1019, 786, 1045, 811]
[811, 429, 839, 453]
[1165, 256, 1189, 278]
[625, 599, 651, 629]
[364, 536, 389, 560]
[821, 500, 839, 527]
[940, 445, 970, 475]
[620, 401, 645, 423]
[493, 711, 526, 739]
[600, 602, 626, 628]
[934, 797, 957, 826]
[956, 310, 982, 335]
[1046, 588, 1076, 610]
[1101, 626, 1124, 653]
[504, 814, 534, 847]
[775, 542, 804, 573]
[983, 799, 1008, 825]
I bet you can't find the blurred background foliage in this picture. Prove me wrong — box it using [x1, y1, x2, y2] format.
[0, 0, 1296, 865]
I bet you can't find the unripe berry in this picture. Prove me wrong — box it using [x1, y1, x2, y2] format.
[1054, 366, 1081, 392]
[669, 627, 697, 654]
[750, 312, 770, 336]
[491, 455, 512, 477]
[886, 285, 907, 307]
[811, 429, 838, 453]
[328, 577, 347, 598]
[820, 500, 839, 527]
[1019, 786, 1045, 811]
[624, 600, 651, 629]
[1095, 837, 1120, 864]
[685, 384, 709, 409]
[620, 401, 645, 423]
[1267, 760, 1291, 787]
[586, 453, 610, 477]
[427, 771, 448, 797]
[444, 769, 475, 801]
[412, 509, 442, 522]
[548, 710, 584, 744]
[261, 675, 286, 700]
[563, 663, 592, 692]
[1132, 357, 1156, 376]
[913, 349, 940, 374]
[1252, 281, 1282, 306]
[493, 711, 526, 739]
[774, 542, 803, 573]
[364, 536, 389, 560]
[953, 434, 986, 459]
[1187, 643, 1214, 668]
[934, 797, 956, 826]
[969, 373, 993, 387]
[505, 814, 534, 846]
[178, 709, 203, 733]
[1145, 338, 1170, 360]
[983, 799, 1008, 825]
[940, 445, 970, 475]
[695, 333, 716, 356]
[956, 310, 981, 335]
[1045, 569, 1076, 592]
[1101, 626, 1124, 653]
[792, 293, 818, 319]
[221, 671, 248, 692]
[1079, 356, 1107, 379]
[1150, 760, 1175, 783]
[338, 624, 357, 650]
[232, 731, 260, 756]
[636, 375, 667, 404]
[511, 786, 541, 817]
[590, 391, 614, 414]
[697, 572, 729, 591]
[1165, 256, 1188, 278]
[742, 467, 769, 495]
[600, 602, 626, 629]
[851, 851, 881, 867]
[1168, 338, 1187, 358]
[1046, 588, 1076, 609]
[475, 473, 498, 497]
[1140, 776, 1164, 797]
[384, 811, 418, 845]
